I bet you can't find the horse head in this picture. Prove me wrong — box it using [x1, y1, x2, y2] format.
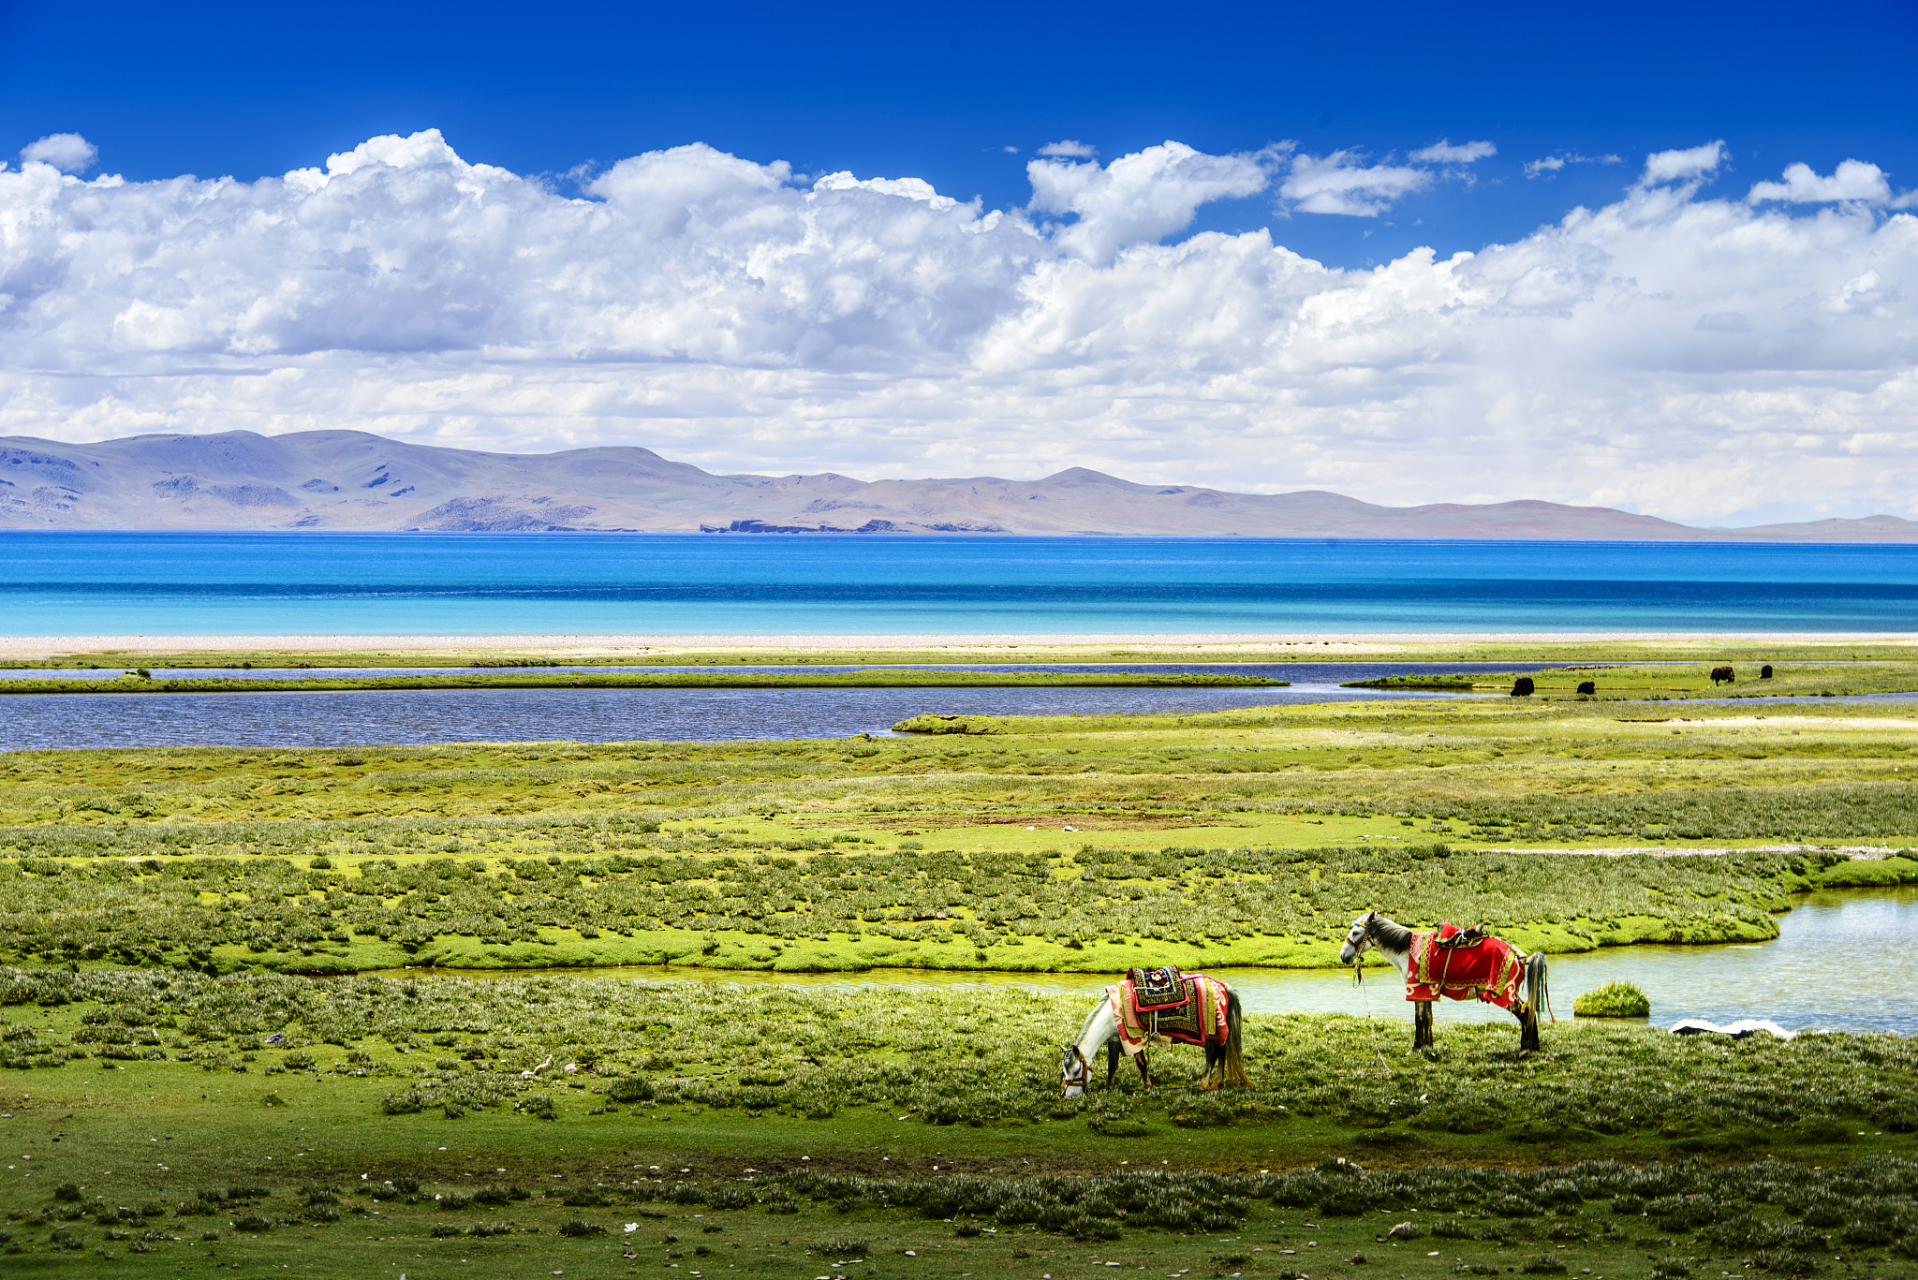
[1059, 1043, 1091, 1097]
[1338, 911, 1378, 966]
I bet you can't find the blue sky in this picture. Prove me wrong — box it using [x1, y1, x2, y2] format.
[5, 0, 1912, 267]
[0, 1, 1914, 523]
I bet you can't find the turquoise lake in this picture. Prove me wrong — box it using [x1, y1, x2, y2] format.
[4, 531, 1917, 635]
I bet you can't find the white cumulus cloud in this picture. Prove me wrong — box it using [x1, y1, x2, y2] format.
[1280, 150, 1430, 216]
[1639, 140, 1726, 186]
[1027, 141, 1270, 265]
[1410, 139, 1495, 164]
[1747, 159, 1895, 205]
[0, 130, 1915, 523]
[19, 132, 97, 173]
[1037, 140, 1097, 159]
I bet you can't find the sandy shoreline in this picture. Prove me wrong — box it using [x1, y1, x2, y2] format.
[4, 630, 1918, 659]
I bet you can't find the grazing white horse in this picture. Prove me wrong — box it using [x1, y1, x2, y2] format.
[1058, 978, 1249, 1096]
[1060, 995, 1128, 1098]
[1339, 910, 1549, 1052]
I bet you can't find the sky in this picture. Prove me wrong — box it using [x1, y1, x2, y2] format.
[0, 0, 1915, 524]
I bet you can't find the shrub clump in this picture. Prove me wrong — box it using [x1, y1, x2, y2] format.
[606, 1076, 654, 1103]
[1574, 982, 1651, 1018]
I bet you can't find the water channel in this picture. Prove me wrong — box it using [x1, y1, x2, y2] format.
[380, 886, 1918, 1036]
[0, 662, 1539, 750]
[3, 662, 1907, 750]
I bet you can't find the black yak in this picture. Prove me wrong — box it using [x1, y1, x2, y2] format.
[1710, 665, 1735, 685]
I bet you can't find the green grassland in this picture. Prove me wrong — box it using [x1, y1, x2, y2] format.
[1346, 661, 1918, 699]
[2, 697, 1917, 973]
[1, 840, 1886, 977]
[0, 670, 1281, 696]
[6, 677, 1918, 1275]
[2, 969, 1917, 1276]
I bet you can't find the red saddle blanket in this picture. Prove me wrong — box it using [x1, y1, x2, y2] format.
[1106, 973, 1230, 1054]
[1406, 925, 1525, 1010]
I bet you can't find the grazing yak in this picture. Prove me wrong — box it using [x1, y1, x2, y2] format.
[1710, 665, 1736, 685]
[1576, 680, 1596, 695]
[1511, 677, 1535, 697]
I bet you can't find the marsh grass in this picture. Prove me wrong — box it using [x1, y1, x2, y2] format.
[5, 665, 1918, 1272]
[5, 698, 1917, 851]
[1345, 661, 1918, 700]
[6, 966, 1918, 1140]
[0, 838, 1862, 975]
[3, 967, 1918, 1273]
[2, 696, 1916, 973]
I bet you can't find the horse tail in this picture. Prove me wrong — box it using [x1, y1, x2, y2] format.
[1223, 985, 1252, 1088]
[1527, 952, 1552, 1024]
[1519, 952, 1548, 1053]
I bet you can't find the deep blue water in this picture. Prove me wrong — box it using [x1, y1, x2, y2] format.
[4, 532, 1917, 635]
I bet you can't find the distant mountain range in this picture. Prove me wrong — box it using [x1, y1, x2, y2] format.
[2, 430, 1914, 541]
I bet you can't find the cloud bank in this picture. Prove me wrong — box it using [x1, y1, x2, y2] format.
[0, 130, 1914, 522]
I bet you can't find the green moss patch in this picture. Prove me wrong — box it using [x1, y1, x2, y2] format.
[1573, 982, 1651, 1018]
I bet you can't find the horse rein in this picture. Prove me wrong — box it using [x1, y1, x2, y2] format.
[1343, 917, 1396, 1077]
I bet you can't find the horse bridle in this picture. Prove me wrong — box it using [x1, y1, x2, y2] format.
[1345, 914, 1375, 986]
[1059, 1044, 1091, 1096]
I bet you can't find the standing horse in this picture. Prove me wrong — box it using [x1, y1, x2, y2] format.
[1059, 971, 1250, 1096]
[1339, 911, 1550, 1053]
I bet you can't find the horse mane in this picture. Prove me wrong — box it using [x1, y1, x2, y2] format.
[1368, 913, 1415, 953]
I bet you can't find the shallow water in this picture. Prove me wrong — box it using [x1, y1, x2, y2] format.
[381, 886, 1918, 1035]
[0, 661, 1546, 681]
[0, 661, 1537, 749]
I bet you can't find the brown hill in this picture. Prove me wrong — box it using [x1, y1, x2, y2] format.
[1, 430, 1910, 540]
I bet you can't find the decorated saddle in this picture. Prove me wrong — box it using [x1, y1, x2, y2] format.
[1126, 965, 1187, 1011]
[1107, 972, 1231, 1055]
[1406, 923, 1525, 1011]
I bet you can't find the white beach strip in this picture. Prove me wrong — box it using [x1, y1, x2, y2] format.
[5, 631, 1918, 659]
